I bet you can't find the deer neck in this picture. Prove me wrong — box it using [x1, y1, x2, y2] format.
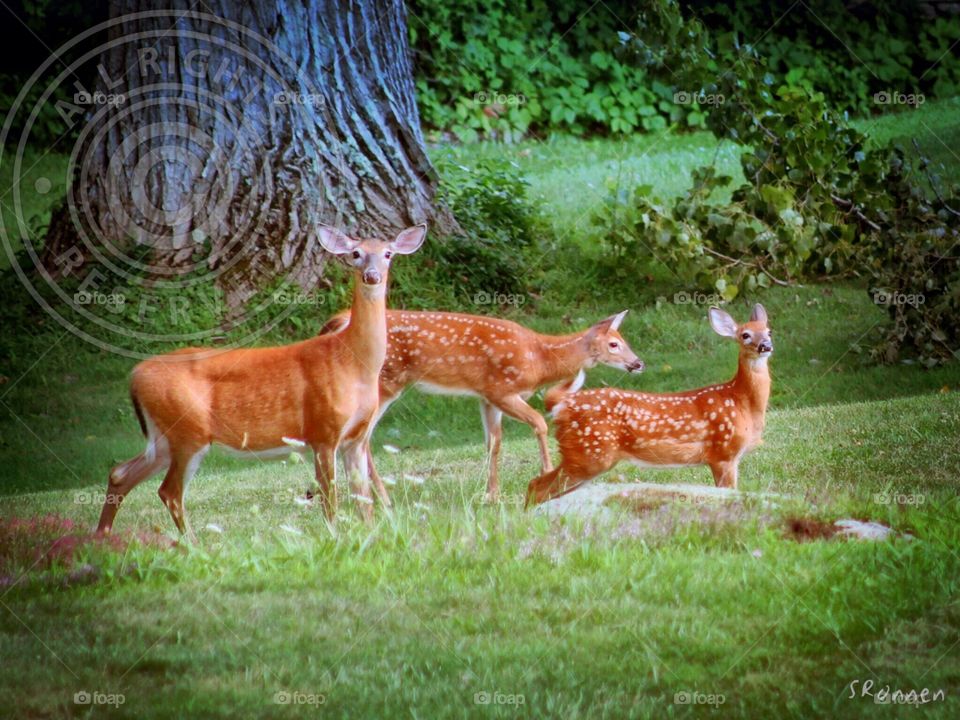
[732, 353, 771, 417]
[537, 330, 593, 383]
[342, 277, 387, 379]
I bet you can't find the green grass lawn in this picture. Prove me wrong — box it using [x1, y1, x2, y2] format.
[1, 391, 959, 718]
[2, 99, 960, 718]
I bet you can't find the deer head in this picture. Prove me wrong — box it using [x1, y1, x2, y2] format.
[319, 224, 427, 297]
[709, 304, 773, 360]
[585, 310, 645, 373]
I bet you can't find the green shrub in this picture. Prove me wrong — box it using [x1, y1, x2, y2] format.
[686, 1, 960, 116]
[596, 0, 960, 363]
[860, 148, 960, 365]
[407, 0, 698, 141]
[391, 155, 546, 308]
[407, 1, 960, 140]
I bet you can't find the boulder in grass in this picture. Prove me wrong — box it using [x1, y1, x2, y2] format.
[534, 482, 911, 543]
[533, 481, 770, 520]
[834, 519, 910, 541]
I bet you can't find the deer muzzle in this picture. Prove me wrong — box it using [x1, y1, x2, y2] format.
[362, 269, 383, 285]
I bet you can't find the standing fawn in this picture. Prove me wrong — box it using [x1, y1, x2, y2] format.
[96, 224, 427, 535]
[526, 305, 773, 506]
[318, 309, 645, 502]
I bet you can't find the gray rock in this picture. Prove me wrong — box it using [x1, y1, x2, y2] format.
[533, 481, 769, 519]
[834, 519, 909, 541]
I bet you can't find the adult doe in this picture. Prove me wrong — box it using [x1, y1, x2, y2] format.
[96, 224, 426, 535]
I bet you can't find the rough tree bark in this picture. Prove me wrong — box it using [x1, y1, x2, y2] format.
[41, 0, 457, 305]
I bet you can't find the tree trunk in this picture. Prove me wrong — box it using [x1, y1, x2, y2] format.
[41, 0, 457, 306]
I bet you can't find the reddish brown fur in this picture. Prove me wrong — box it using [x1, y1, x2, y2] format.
[96, 225, 426, 535]
[527, 305, 773, 506]
[320, 309, 644, 502]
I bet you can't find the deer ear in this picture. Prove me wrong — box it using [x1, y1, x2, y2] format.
[391, 223, 427, 254]
[750, 303, 768, 324]
[318, 226, 357, 255]
[709, 307, 738, 338]
[591, 309, 629, 334]
[609, 309, 628, 331]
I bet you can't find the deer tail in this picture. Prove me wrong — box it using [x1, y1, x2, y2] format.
[544, 369, 586, 416]
[319, 311, 350, 336]
[130, 389, 148, 438]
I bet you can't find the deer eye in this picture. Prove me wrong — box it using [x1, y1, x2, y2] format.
[608, 341, 620, 349]
[741, 332, 751, 341]
[384, 251, 393, 260]
[352, 250, 362, 259]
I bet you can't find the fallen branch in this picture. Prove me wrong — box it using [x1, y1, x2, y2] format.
[830, 194, 882, 232]
[702, 246, 791, 286]
[912, 139, 960, 220]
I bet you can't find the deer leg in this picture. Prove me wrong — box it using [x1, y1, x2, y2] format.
[366, 441, 392, 508]
[493, 394, 553, 474]
[313, 445, 337, 521]
[342, 439, 374, 524]
[526, 465, 597, 508]
[526, 450, 611, 508]
[710, 461, 739, 489]
[366, 393, 397, 508]
[157, 445, 208, 537]
[96, 447, 169, 534]
[480, 401, 503, 503]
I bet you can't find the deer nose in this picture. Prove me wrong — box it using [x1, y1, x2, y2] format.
[629, 359, 645, 373]
[362, 269, 382, 285]
[758, 341, 773, 354]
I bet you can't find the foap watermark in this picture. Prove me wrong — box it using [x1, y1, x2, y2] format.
[74, 490, 122, 506]
[673, 90, 725, 106]
[74, 690, 125, 707]
[1, 10, 346, 359]
[474, 690, 525, 706]
[667, 290, 725, 306]
[847, 679, 945, 707]
[872, 290, 924, 307]
[874, 491, 925, 506]
[674, 690, 725, 706]
[673, 492, 716, 506]
[474, 91, 526, 106]
[873, 90, 925, 107]
[273, 690, 326, 706]
[73, 89, 127, 106]
[473, 290, 526, 307]
[271, 290, 326, 306]
[73, 289, 125, 309]
[471, 491, 524, 507]
[273, 91, 325, 106]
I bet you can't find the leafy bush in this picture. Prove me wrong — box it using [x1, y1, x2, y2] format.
[407, 0, 698, 141]
[860, 148, 960, 364]
[595, 73, 879, 299]
[686, 0, 960, 116]
[407, 0, 960, 140]
[595, 0, 960, 363]
[0, 73, 75, 148]
[391, 155, 546, 307]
